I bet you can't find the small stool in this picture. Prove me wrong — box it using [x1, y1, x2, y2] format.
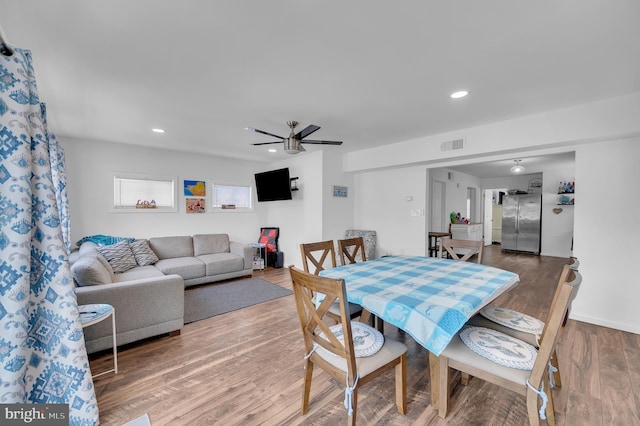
[79, 303, 118, 378]
[428, 232, 451, 257]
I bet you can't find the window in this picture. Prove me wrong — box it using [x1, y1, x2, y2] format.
[113, 173, 177, 212]
[212, 183, 252, 210]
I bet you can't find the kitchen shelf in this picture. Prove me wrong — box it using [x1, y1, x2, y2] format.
[557, 192, 575, 206]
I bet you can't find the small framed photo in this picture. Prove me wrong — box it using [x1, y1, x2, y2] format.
[184, 180, 206, 197]
[186, 198, 206, 213]
[333, 185, 348, 198]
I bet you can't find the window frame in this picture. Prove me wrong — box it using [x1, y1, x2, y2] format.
[111, 172, 178, 213]
[211, 182, 253, 212]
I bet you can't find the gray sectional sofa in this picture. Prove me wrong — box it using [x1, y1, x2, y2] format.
[72, 234, 253, 353]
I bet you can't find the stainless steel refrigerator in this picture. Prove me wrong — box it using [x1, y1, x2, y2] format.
[501, 194, 542, 254]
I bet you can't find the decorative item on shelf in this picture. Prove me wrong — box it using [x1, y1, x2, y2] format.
[558, 180, 575, 193]
[450, 211, 469, 224]
[136, 199, 157, 209]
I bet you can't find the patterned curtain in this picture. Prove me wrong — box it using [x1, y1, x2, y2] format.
[0, 47, 99, 424]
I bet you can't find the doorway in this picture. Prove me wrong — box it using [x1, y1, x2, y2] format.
[483, 188, 507, 246]
[431, 179, 446, 232]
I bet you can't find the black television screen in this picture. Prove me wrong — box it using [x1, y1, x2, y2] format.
[254, 168, 292, 202]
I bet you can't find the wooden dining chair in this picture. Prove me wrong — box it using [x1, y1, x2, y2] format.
[466, 257, 580, 388]
[299, 241, 363, 322]
[438, 238, 484, 263]
[337, 237, 381, 330]
[337, 237, 367, 265]
[289, 266, 407, 425]
[434, 264, 582, 424]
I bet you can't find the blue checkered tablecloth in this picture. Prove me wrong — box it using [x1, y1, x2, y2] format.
[319, 255, 519, 355]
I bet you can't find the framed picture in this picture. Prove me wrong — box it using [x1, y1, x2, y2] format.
[333, 185, 348, 198]
[186, 198, 206, 213]
[184, 180, 206, 197]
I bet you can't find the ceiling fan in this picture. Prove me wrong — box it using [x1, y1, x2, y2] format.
[245, 120, 343, 154]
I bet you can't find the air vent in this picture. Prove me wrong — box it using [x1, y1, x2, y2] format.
[441, 138, 465, 152]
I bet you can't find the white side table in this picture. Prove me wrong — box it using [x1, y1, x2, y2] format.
[79, 303, 118, 378]
[249, 242, 266, 270]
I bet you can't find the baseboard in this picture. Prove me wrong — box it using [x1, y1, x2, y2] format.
[569, 312, 640, 335]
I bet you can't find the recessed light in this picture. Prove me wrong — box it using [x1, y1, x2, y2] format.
[450, 90, 469, 99]
[151, 128, 165, 133]
[268, 149, 277, 153]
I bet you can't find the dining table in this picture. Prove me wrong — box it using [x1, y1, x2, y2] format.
[318, 255, 520, 410]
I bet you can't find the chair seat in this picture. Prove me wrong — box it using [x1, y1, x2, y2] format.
[318, 337, 407, 377]
[466, 313, 539, 346]
[329, 301, 363, 318]
[441, 327, 532, 387]
[479, 306, 545, 334]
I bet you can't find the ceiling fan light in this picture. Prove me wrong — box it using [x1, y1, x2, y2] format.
[284, 137, 304, 154]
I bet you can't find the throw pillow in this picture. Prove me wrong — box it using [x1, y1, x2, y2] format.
[129, 239, 159, 266]
[459, 326, 537, 370]
[319, 321, 385, 357]
[97, 240, 138, 273]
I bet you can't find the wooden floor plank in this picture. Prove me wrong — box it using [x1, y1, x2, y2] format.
[88, 246, 639, 425]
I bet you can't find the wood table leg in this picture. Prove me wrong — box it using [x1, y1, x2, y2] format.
[428, 351, 439, 411]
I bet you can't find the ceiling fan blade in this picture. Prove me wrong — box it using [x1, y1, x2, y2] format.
[252, 141, 283, 146]
[295, 125, 320, 140]
[300, 140, 343, 145]
[244, 127, 284, 140]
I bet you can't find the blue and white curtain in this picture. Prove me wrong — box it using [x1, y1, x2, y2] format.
[1, 47, 99, 424]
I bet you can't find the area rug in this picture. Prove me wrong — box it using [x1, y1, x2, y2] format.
[184, 278, 292, 323]
[122, 413, 151, 426]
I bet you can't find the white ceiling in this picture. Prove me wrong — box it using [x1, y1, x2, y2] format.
[2, 1, 639, 164]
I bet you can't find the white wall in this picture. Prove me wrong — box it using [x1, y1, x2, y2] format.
[322, 150, 355, 243]
[572, 138, 640, 333]
[63, 137, 264, 246]
[264, 150, 356, 269]
[430, 168, 482, 224]
[540, 166, 575, 257]
[263, 151, 324, 269]
[353, 166, 428, 257]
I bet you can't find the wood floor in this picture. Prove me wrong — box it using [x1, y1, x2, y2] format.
[89, 246, 640, 425]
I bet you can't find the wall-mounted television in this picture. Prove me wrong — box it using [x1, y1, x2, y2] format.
[254, 168, 293, 202]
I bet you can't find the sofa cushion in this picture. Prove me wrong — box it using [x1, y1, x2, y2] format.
[129, 239, 160, 266]
[149, 236, 194, 259]
[97, 240, 138, 273]
[155, 257, 206, 280]
[113, 265, 165, 282]
[71, 255, 113, 286]
[193, 234, 230, 256]
[198, 253, 244, 276]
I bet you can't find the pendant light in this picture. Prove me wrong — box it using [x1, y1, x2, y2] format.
[510, 160, 525, 174]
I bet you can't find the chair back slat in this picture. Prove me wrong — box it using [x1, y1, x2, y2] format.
[439, 238, 484, 263]
[528, 265, 582, 388]
[338, 237, 367, 265]
[300, 241, 337, 275]
[289, 266, 357, 372]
